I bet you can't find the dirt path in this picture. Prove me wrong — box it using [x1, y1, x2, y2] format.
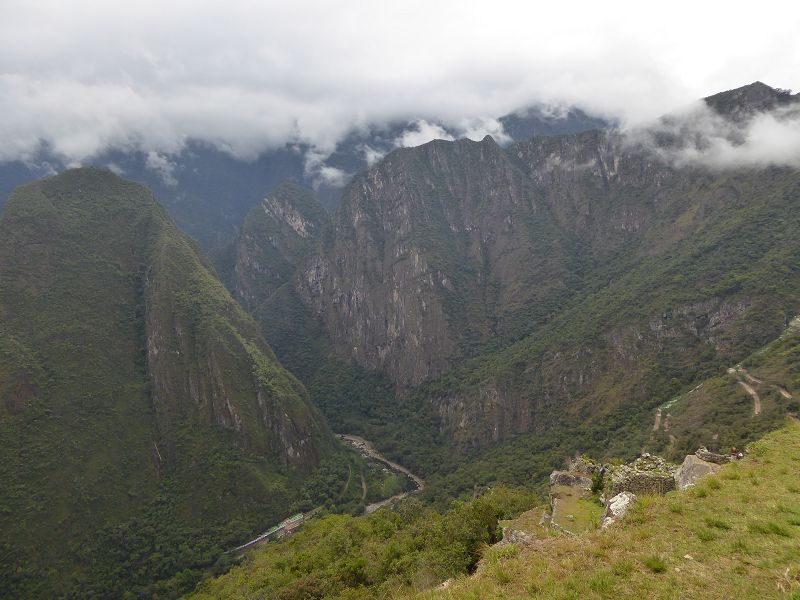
[360, 473, 367, 503]
[341, 464, 352, 497]
[729, 367, 761, 416]
[738, 379, 762, 416]
[652, 409, 662, 431]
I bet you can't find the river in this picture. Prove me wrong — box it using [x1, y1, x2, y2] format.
[337, 434, 425, 513]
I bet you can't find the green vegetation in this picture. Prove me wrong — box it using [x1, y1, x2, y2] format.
[188, 486, 537, 600]
[0, 169, 341, 598]
[411, 421, 800, 599]
[246, 143, 800, 514]
[215, 182, 328, 309]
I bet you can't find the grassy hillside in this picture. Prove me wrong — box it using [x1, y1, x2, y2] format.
[418, 421, 800, 600]
[0, 169, 340, 598]
[187, 419, 800, 599]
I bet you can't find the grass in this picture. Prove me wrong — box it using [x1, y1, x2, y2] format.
[416, 421, 800, 600]
[642, 555, 667, 573]
[550, 485, 605, 533]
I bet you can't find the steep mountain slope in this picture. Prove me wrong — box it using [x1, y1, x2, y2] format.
[0, 107, 607, 250]
[298, 135, 577, 386]
[223, 182, 329, 311]
[227, 83, 800, 505]
[652, 316, 800, 459]
[0, 168, 337, 598]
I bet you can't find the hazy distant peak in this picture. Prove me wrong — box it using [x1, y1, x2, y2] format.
[704, 81, 797, 120]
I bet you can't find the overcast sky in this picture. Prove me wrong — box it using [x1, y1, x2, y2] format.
[1, 0, 799, 164]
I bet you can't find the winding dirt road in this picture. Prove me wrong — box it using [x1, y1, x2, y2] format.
[728, 367, 762, 415]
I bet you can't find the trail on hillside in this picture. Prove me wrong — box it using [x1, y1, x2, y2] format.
[652, 409, 662, 431]
[728, 367, 762, 416]
[360, 473, 368, 503]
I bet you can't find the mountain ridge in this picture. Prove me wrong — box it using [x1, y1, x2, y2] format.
[0, 167, 338, 598]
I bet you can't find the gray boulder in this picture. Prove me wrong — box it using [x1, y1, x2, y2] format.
[695, 447, 732, 465]
[601, 491, 637, 528]
[549, 470, 592, 489]
[675, 454, 721, 491]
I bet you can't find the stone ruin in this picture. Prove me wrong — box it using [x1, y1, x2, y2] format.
[549, 455, 605, 489]
[610, 453, 677, 496]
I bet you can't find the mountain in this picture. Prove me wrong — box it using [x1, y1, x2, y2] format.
[187, 282, 800, 598]
[221, 181, 330, 311]
[0, 168, 338, 598]
[703, 80, 798, 119]
[227, 83, 800, 502]
[0, 107, 607, 251]
[297, 134, 575, 386]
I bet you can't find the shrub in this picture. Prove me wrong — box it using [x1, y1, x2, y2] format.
[591, 470, 605, 495]
[696, 529, 716, 542]
[588, 571, 615, 592]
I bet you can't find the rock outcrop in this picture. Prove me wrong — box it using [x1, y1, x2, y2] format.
[695, 447, 733, 465]
[549, 471, 593, 489]
[601, 491, 637, 528]
[675, 454, 722, 491]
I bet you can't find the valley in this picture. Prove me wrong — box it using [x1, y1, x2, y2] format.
[1, 80, 800, 599]
[337, 434, 426, 513]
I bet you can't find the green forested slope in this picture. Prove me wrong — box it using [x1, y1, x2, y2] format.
[0, 169, 338, 598]
[190, 290, 800, 598]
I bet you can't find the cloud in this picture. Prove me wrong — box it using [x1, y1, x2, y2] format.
[302, 146, 351, 188]
[316, 165, 349, 187]
[456, 117, 511, 145]
[361, 144, 385, 167]
[625, 102, 800, 170]
[394, 120, 454, 148]
[145, 150, 177, 186]
[0, 0, 798, 166]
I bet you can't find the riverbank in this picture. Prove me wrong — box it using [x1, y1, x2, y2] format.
[337, 433, 425, 513]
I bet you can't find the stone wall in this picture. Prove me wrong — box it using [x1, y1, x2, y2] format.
[610, 471, 675, 496]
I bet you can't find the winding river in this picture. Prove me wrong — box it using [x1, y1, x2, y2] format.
[337, 434, 425, 513]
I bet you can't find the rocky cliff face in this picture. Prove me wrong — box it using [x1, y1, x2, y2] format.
[231, 182, 328, 310]
[233, 83, 800, 457]
[297, 136, 573, 386]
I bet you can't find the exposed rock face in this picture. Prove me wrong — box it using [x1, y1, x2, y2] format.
[549, 471, 592, 489]
[501, 528, 534, 545]
[233, 83, 800, 455]
[297, 135, 574, 386]
[231, 182, 329, 310]
[675, 454, 722, 491]
[601, 491, 637, 528]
